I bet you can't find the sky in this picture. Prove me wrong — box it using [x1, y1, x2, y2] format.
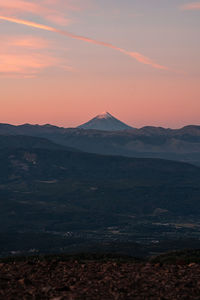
[0, 0, 200, 128]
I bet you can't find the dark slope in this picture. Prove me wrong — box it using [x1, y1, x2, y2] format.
[1, 147, 200, 224]
[1, 145, 200, 255]
[1, 147, 200, 182]
[0, 135, 66, 150]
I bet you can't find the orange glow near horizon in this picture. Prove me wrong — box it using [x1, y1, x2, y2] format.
[0, 1, 199, 128]
[1, 76, 200, 128]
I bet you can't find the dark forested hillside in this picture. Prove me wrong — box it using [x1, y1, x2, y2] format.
[1, 146, 200, 226]
[0, 135, 66, 150]
[1, 135, 200, 256]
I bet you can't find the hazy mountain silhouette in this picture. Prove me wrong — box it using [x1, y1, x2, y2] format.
[1, 122, 200, 165]
[78, 112, 133, 131]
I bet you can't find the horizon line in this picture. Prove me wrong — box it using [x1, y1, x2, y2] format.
[0, 121, 199, 130]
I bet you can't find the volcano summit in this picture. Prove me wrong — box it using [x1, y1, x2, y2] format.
[78, 112, 133, 131]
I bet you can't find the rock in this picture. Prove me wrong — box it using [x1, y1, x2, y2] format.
[188, 263, 196, 267]
[55, 286, 71, 292]
[41, 285, 52, 292]
[18, 278, 32, 286]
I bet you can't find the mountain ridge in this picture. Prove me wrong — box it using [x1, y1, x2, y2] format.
[1, 122, 200, 133]
[1, 122, 200, 165]
[78, 112, 133, 131]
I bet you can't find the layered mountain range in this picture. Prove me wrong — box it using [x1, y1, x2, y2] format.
[0, 113, 200, 165]
[1, 115, 200, 256]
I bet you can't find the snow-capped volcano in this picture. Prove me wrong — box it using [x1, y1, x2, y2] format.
[78, 112, 133, 131]
[95, 112, 113, 119]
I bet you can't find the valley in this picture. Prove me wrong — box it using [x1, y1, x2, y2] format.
[0, 137, 200, 257]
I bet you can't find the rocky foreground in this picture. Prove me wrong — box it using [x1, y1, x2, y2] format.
[0, 256, 200, 300]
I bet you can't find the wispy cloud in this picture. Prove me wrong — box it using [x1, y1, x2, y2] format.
[0, 53, 57, 74]
[0, 35, 72, 77]
[181, 2, 200, 11]
[1, 35, 51, 49]
[0, 16, 169, 71]
[0, 0, 88, 25]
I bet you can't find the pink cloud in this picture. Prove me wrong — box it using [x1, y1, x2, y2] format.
[0, 1, 40, 13]
[181, 2, 200, 10]
[0, 0, 85, 25]
[43, 0, 92, 12]
[0, 53, 58, 74]
[0, 16, 169, 71]
[45, 14, 71, 26]
[1, 35, 51, 49]
[0, 34, 73, 77]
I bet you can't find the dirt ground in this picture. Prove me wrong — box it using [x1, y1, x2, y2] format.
[0, 259, 200, 299]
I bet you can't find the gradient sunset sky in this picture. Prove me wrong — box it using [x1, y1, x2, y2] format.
[0, 0, 200, 128]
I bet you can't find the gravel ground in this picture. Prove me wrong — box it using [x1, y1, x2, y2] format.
[0, 259, 200, 299]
